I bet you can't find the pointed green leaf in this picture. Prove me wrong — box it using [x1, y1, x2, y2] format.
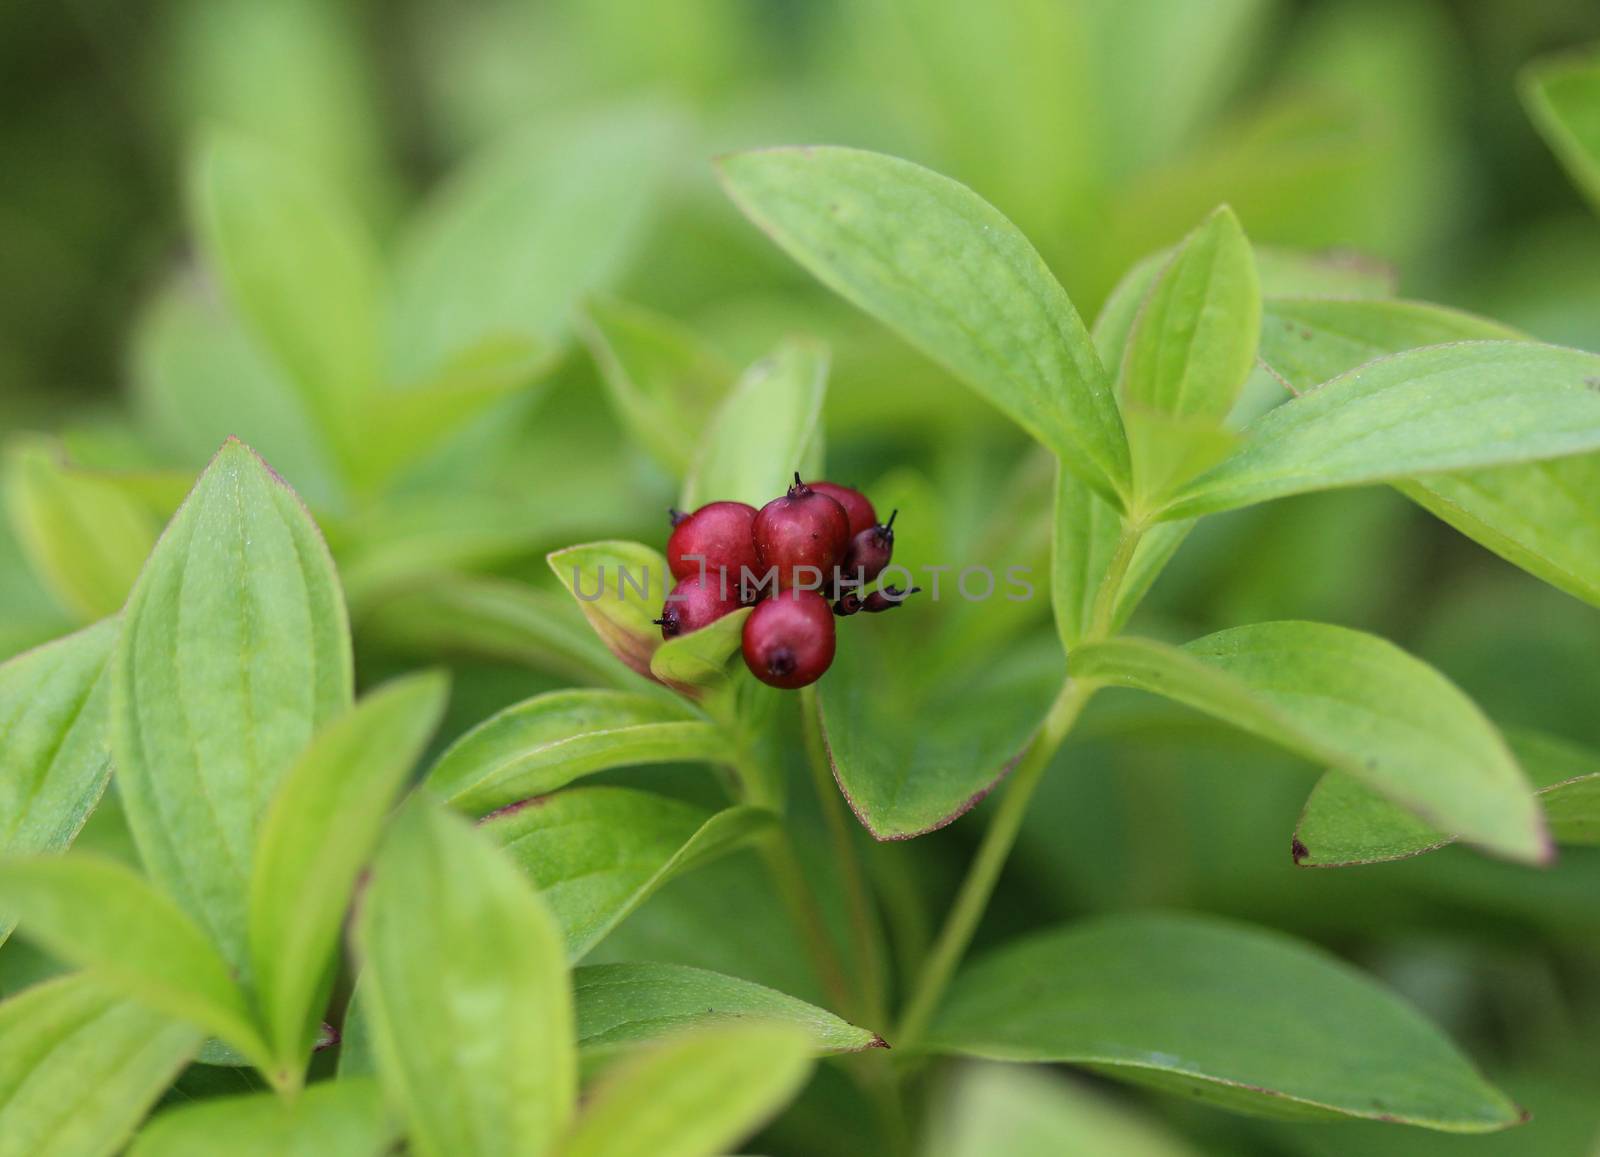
[249, 672, 450, 1071]
[0, 854, 268, 1070]
[927, 913, 1522, 1132]
[1163, 342, 1600, 520]
[388, 107, 675, 381]
[648, 608, 752, 688]
[818, 626, 1063, 839]
[356, 803, 575, 1157]
[359, 574, 628, 688]
[426, 689, 719, 816]
[1295, 730, 1600, 867]
[553, 1022, 813, 1157]
[113, 440, 353, 970]
[130, 279, 341, 511]
[548, 541, 671, 683]
[927, 1063, 1205, 1157]
[1258, 298, 1600, 610]
[1258, 298, 1519, 390]
[346, 336, 554, 492]
[573, 962, 882, 1061]
[0, 620, 116, 946]
[129, 1078, 395, 1157]
[1071, 623, 1547, 863]
[484, 787, 773, 959]
[3, 436, 158, 621]
[0, 973, 201, 1157]
[1121, 205, 1260, 425]
[190, 133, 380, 449]
[718, 147, 1129, 501]
[578, 297, 735, 475]
[681, 338, 828, 509]
[1523, 48, 1600, 213]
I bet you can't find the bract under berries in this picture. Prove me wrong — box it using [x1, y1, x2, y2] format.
[753, 473, 851, 589]
[742, 590, 836, 688]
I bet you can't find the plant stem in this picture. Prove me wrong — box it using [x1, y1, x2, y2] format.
[758, 831, 856, 1017]
[1085, 521, 1145, 642]
[894, 675, 1097, 1048]
[800, 686, 888, 1029]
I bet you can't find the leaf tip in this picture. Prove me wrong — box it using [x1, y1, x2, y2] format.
[1290, 836, 1310, 865]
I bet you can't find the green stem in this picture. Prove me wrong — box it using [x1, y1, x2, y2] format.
[1085, 521, 1144, 642]
[758, 831, 856, 1017]
[800, 686, 888, 1029]
[894, 676, 1097, 1049]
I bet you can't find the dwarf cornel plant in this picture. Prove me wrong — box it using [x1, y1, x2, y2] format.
[3, 38, 1600, 1157]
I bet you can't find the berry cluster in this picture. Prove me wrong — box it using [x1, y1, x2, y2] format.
[657, 474, 917, 688]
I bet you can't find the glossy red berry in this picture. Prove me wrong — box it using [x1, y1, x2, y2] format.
[808, 482, 876, 539]
[840, 509, 896, 586]
[742, 590, 837, 688]
[656, 575, 742, 639]
[666, 501, 759, 584]
[753, 474, 851, 589]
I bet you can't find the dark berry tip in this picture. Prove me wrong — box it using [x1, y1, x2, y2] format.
[885, 509, 898, 530]
[668, 507, 688, 527]
[768, 647, 796, 677]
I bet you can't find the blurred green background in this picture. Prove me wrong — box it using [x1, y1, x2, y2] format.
[4, 1, 1600, 1153]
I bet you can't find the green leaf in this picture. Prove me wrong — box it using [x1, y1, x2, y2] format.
[648, 608, 752, 689]
[1051, 467, 1193, 652]
[345, 336, 554, 492]
[718, 147, 1129, 501]
[356, 803, 575, 1157]
[1258, 298, 1519, 390]
[1162, 342, 1600, 520]
[1120, 205, 1260, 425]
[129, 1078, 395, 1157]
[483, 787, 773, 959]
[130, 279, 341, 511]
[388, 107, 674, 382]
[681, 339, 828, 509]
[548, 541, 671, 684]
[0, 620, 116, 946]
[1070, 623, 1548, 864]
[927, 912, 1522, 1132]
[190, 133, 380, 451]
[0, 853, 269, 1071]
[553, 1022, 814, 1157]
[0, 973, 201, 1157]
[1523, 48, 1600, 214]
[1256, 299, 1600, 609]
[818, 626, 1063, 839]
[578, 297, 735, 475]
[572, 962, 882, 1061]
[926, 1062, 1206, 1157]
[249, 673, 449, 1072]
[113, 440, 353, 970]
[1295, 730, 1600, 867]
[357, 574, 628, 688]
[3, 437, 158, 621]
[426, 689, 720, 816]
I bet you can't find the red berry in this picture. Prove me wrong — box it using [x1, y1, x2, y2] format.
[753, 474, 851, 590]
[667, 501, 759, 585]
[742, 590, 837, 688]
[808, 482, 876, 539]
[656, 575, 742, 639]
[840, 509, 897, 586]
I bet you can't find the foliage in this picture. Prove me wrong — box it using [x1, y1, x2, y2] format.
[3, 5, 1600, 1155]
